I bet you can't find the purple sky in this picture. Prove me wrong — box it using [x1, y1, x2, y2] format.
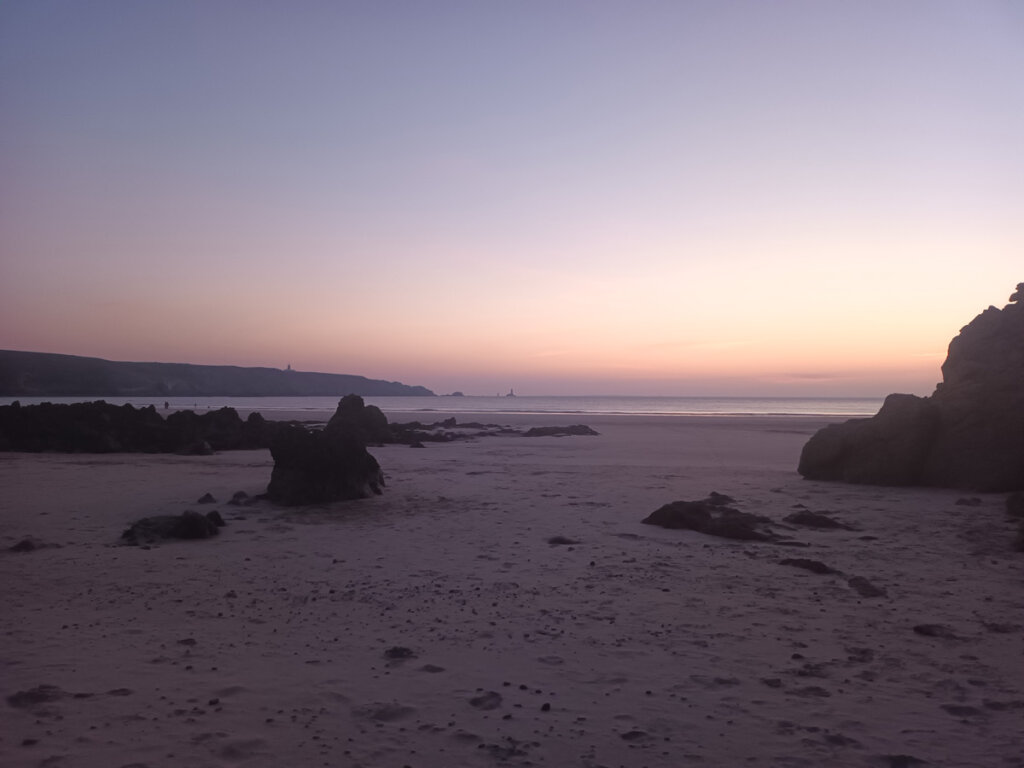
[1, 1, 1021, 395]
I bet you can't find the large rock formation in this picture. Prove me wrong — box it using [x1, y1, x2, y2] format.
[0, 400, 280, 453]
[326, 393, 393, 444]
[799, 284, 1024, 491]
[266, 396, 386, 505]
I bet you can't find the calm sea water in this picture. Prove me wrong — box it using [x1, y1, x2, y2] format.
[0, 394, 883, 417]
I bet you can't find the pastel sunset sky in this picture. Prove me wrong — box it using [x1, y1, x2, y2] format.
[1, 1, 1021, 396]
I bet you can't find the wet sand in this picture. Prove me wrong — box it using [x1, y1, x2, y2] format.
[1, 413, 1022, 767]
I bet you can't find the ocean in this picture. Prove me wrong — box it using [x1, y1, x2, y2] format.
[0, 394, 884, 417]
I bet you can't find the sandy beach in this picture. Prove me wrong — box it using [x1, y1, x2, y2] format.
[2, 412, 1022, 768]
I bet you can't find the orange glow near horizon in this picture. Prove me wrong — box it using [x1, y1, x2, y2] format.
[1, 3, 1020, 396]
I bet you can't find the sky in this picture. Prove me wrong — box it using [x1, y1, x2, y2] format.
[1, 1, 1021, 397]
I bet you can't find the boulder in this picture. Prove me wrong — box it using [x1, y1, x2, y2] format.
[799, 283, 1024, 491]
[266, 423, 384, 505]
[326, 394, 393, 444]
[121, 510, 225, 545]
[797, 394, 938, 485]
[641, 497, 780, 542]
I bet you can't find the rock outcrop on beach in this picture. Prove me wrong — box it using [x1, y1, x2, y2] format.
[0, 400, 282, 453]
[121, 509, 225, 545]
[799, 283, 1024, 492]
[641, 493, 783, 542]
[266, 396, 386, 505]
[326, 394, 393, 444]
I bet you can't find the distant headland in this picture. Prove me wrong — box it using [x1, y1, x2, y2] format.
[0, 350, 435, 397]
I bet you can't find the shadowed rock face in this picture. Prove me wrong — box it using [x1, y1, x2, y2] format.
[799, 283, 1024, 491]
[0, 401, 279, 453]
[326, 393, 393, 444]
[266, 396, 386, 505]
[797, 394, 939, 485]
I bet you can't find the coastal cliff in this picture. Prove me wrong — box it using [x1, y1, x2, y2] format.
[0, 350, 434, 397]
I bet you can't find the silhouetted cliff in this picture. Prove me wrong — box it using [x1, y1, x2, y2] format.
[0, 351, 435, 397]
[798, 283, 1024, 491]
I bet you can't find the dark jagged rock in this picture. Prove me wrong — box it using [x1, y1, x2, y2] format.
[0, 400, 171, 453]
[266, 423, 384, 506]
[326, 394, 393, 444]
[196, 492, 216, 504]
[523, 425, 599, 437]
[642, 497, 780, 542]
[165, 407, 280, 451]
[121, 510, 225, 545]
[0, 396, 517, 454]
[797, 394, 939, 485]
[779, 558, 837, 574]
[799, 283, 1024, 491]
[0, 400, 287, 454]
